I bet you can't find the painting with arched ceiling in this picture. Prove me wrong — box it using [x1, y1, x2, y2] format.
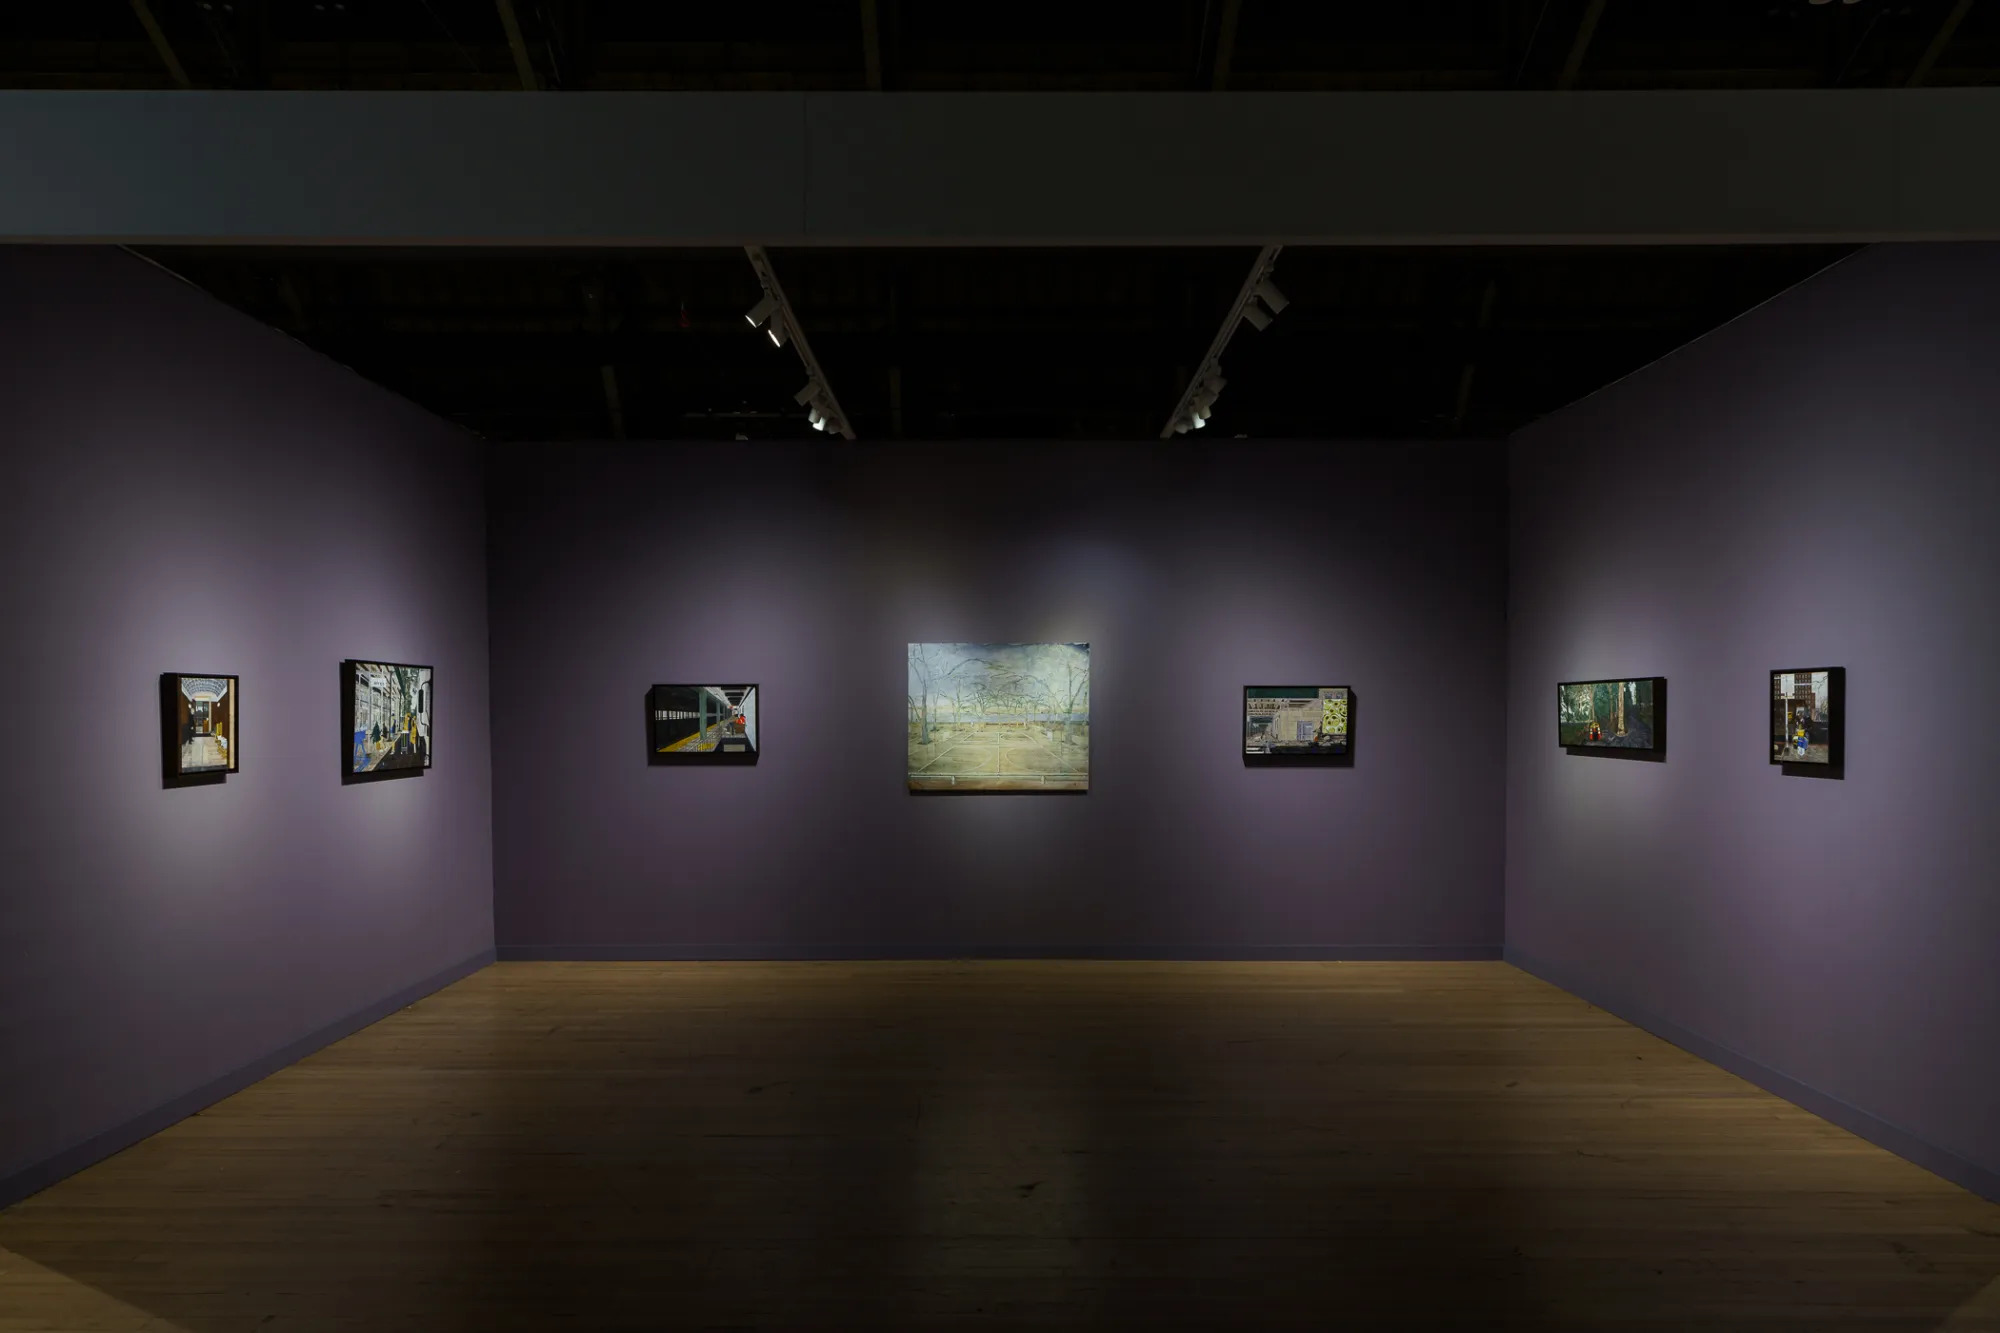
[162, 673, 238, 780]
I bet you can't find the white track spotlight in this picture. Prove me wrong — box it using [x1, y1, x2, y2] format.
[793, 381, 821, 406]
[1253, 279, 1290, 316]
[745, 292, 780, 328]
[1240, 304, 1272, 332]
[766, 317, 791, 348]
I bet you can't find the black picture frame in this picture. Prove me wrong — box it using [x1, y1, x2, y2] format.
[1770, 666, 1844, 777]
[647, 684, 759, 766]
[161, 672, 239, 788]
[1557, 677, 1667, 758]
[1243, 685, 1354, 767]
[343, 659, 433, 784]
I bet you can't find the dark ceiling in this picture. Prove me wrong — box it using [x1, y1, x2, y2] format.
[17, 0, 1945, 440]
[140, 244, 1853, 441]
[5, 0, 1994, 92]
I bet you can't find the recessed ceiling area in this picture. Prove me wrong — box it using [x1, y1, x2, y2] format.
[4, 0, 1995, 91]
[141, 243, 1853, 441]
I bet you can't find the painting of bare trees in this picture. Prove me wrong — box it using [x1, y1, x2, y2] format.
[908, 642, 1090, 791]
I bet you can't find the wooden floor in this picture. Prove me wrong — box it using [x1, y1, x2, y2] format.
[3, 962, 1998, 1331]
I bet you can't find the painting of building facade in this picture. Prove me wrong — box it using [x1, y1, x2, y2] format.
[1558, 677, 1661, 751]
[348, 660, 432, 774]
[1771, 668, 1840, 766]
[908, 642, 1089, 791]
[649, 684, 758, 763]
[164, 673, 238, 777]
[1244, 686, 1349, 757]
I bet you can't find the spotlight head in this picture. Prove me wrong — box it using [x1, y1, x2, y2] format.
[745, 292, 779, 328]
[767, 318, 790, 348]
[1240, 304, 1272, 333]
[1253, 279, 1289, 315]
[794, 381, 821, 406]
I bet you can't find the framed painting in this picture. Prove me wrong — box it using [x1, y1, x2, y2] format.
[346, 660, 432, 778]
[1771, 667, 1843, 769]
[908, 642, 1089, 792]
[1244, 686, 1351, 761]
[648, 684, 759, 764]
[1558, 677, 1665, 753]
[162, 673, 238, 784]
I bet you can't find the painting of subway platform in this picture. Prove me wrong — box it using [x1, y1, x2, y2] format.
[649, 684, 758, 763]
[908, 642, 1089, 792]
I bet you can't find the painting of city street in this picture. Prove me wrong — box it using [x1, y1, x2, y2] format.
[1558, 677, 1661, 751]
[1245, 686, 1349, 757]
[347, 660, 432, 774]
[1771, 668, 1841, 766]
[649, 684, 758, 763]
[908, 642, 1089, 791]
[164, 673, 238, 777]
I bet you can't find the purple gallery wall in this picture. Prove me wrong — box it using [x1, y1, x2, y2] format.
[0, 248, 495, 1206]
[1505, 242, 2000, 1200]
[488, 439, 1505, 958]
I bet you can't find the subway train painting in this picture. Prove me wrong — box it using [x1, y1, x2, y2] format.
[649, 684, 758, 764]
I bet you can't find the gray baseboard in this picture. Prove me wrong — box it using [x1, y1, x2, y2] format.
[1505, 947, 1999, 1204]
[496, 943, 1504, 961]
[0, 948, 495, 1211]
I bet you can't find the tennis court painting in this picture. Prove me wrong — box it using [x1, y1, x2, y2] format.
[907, 642, 1089, 791]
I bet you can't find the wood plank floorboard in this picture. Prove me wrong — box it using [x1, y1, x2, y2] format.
[2, 961, 1997, 1330]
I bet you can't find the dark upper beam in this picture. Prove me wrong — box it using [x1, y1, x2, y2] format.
[860, 0, 884, 91]
[1556, 0, 1607, 91]
[495, 0, 541, 91]
[125, 0, 192, 90]
[1909, 0, 1976, 87]
[5, 91, 2000, 245]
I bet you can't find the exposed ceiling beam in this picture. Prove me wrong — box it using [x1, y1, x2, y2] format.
[275, 272, 308, 330]
[17, 93, 2000, 246]
[1211, 0, 1244, 91]
[861, 0, 884, 91]
[744, 246, 856, 440]
[1160, 244, 1281, 438]
[496, 0, 541, 91]
[600, 364, 626, 438]
[1450, 277, 1500, 430]
[127, 0, 192, 90]
[1908, 0, 1974, 87]
[1557, 0, 1608, 91]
